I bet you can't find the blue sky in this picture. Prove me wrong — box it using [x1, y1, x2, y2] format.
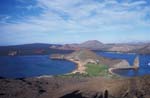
[0, 0, 150, 45]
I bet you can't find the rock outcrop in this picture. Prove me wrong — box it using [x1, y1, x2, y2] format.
[111, 56, 140, 69]
[112, 60, 130, 68]
[132, 56, 139, 69]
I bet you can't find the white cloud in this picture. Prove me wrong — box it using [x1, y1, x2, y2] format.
[0, 0, 150, 44]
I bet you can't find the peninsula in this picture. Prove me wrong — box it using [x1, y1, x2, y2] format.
[50, 49, 139, 76]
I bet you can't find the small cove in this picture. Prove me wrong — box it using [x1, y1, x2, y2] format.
[0, 55, 76, 78]
[96, 51, 150, 77]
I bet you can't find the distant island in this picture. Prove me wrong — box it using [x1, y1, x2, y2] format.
[0, 40, 150, 56]
[49, 40, 150, 54]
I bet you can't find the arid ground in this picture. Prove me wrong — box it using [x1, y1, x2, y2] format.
[0, 75, 150, 98]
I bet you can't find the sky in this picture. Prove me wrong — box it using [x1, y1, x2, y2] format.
[0, 0, 150, 45]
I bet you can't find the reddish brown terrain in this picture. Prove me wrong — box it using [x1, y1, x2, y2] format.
[0, 40, 150, 56]
[0, 75, 150, 98]
[49, 40, 150, 54]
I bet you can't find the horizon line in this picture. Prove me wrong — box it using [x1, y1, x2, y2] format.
[0, 40, 150, 46]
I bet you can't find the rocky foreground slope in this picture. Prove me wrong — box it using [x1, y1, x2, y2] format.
[0, 75, 150, 98]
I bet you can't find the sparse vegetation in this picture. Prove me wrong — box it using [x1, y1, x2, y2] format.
[85, 63, 120, 78]
[57, 63, 119, 78]
[56, 72, 89, 78]
[85, 63, 109, 77]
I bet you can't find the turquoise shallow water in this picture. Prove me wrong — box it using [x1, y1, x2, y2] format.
[0, 55, 76, 78]
[96, 52, 150, 77]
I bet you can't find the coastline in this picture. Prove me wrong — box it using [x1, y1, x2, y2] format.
[108, 68, 121, 76]
[108, 67, 138, 77]
[51, 56, 139, 76]
[35, 58, 83, 78]
[66, 59, 86, 74]
[55, 58, 135, 76]
[50, 55, 86, 74]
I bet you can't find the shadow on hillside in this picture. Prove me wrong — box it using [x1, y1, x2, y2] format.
[60, 90, 109, 98]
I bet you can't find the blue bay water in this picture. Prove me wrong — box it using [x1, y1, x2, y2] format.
[0, 52, 150, 78]
[0, 55, 76, 78]
[96, 51, 150, 77]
